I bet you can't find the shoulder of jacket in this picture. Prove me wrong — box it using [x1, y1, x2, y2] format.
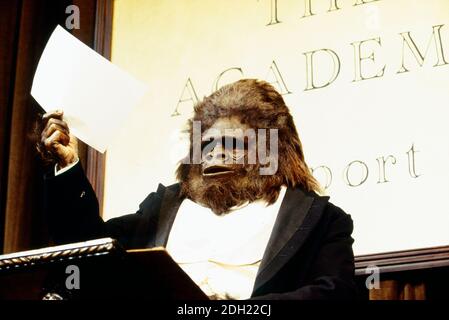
[138, 182, 181, 212]
[323, 201, 354, 230]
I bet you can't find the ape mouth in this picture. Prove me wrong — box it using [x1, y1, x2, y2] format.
[202, 165, 235, 177]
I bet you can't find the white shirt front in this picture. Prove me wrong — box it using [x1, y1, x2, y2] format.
[166, 186, 286, 300]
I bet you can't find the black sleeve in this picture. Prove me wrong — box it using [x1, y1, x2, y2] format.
[43, 162, 150, 247]
[252, 208, 357, 300]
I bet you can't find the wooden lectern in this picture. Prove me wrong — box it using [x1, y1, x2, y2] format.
[0, 238, 208, 300]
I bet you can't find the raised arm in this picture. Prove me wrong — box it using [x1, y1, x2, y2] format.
[37, 110, 158, 247]
[38, 110, 107, 244]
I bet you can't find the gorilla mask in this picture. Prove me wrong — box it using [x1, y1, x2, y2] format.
[176, 79, 320, 215]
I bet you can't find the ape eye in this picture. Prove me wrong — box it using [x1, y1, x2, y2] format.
[222, 136, 245, 150]
[201, 138, 217, 151]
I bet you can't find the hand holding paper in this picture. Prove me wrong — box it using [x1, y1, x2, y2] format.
[38, 110, 79, 170]
[31, 25, 148, 153]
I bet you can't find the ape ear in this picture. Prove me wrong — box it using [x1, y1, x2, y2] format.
[175, 161, 189, 182]
[276, 114, 288, 127]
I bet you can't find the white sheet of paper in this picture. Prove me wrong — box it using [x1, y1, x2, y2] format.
[31, 25, 147, 153]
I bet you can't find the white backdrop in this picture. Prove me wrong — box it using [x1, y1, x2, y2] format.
[104, 0, 449, 255]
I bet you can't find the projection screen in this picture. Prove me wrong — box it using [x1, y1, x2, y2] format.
[104, 0, 449, 255]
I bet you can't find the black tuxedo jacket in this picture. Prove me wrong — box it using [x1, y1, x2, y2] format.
[44, 162, 357, 299]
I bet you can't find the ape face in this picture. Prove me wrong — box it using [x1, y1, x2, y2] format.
[176, 79, 321, 215]
[182, 117, 278, 215]
[200, 117, 250, 179]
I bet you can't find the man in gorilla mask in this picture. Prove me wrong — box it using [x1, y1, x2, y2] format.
[38, 79, 356, 300]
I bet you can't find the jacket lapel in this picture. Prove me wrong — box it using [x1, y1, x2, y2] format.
[153, 183, 183, 247]
[252, 187, 329, 295]
[150, 183, 330, 296]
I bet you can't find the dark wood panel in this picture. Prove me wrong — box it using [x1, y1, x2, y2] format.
[355, 245, 449, 275]
[84, 0, 114, 216]
[0, 0, 22, 254]
[71, 0, 97, 172]
[3, 0, 73, 253]
[94, 0, 113, 60]
[1, 0, 113, 253]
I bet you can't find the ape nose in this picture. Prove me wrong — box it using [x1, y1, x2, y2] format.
[214, 151, 227, 160]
